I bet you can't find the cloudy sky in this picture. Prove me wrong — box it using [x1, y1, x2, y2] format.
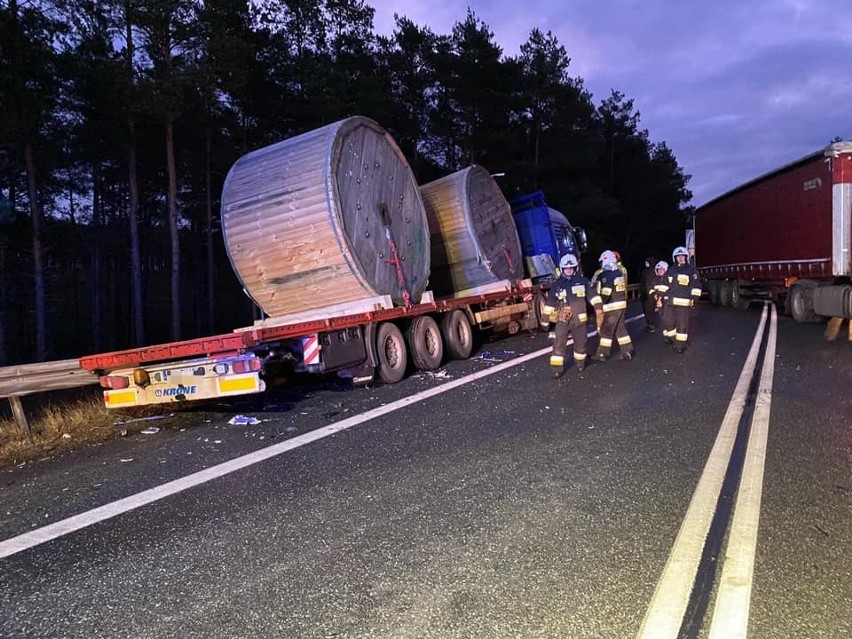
[368, 0, 852, 206]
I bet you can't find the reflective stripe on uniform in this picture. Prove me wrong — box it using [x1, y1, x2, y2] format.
[603, 301, 628, 312]
[543, 305, 555, 314]
[574, 352, 587, 361]
[672, 297, 692, 307]
[617, 335, 633, 346]
[663, 328, 677, 337]
[601, 286, 613, 296]
[676, 333, 688, 342]
[600, 337, 613, 347]
[691, 288, 702, 297]
[589, 295, 603, 306]
[550, 355, 564, 365]
[578, 313, 588, 322]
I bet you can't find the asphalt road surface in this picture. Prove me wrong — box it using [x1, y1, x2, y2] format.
[1, 301, 850, 639]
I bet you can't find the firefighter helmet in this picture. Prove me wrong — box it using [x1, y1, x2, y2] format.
[559, 253, 579, 270]
[672, 246, 689, 260]
[655, 260, 668, 273]
[599, 250, 617, 265]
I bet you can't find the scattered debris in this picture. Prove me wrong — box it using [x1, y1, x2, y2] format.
[474, 351, 503, 363]
[141, 427, 160, 435]
[119, 458, 133, 463]
[114, 413, 174, 427]
[426, 370, 452, 380]
[228, 414, 261, 426]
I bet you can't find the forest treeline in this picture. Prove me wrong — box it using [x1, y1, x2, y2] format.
[0, 0, 693, 365]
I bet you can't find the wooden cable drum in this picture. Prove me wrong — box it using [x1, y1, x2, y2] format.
[221, 116, 430, 317]
[420, 165, 523, 297]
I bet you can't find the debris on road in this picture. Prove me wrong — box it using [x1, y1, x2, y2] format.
[228, 414, 261, 426]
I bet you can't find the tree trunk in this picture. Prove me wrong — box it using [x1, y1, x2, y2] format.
[125, 0, 144, 347]
[205, 128, 215, 334]
[166, 114, 181, 341]
[0, 239, 7, 365]
[91, 162, 102, 352]
[24, 139, 47, 361]
[129, 123, 144, 346]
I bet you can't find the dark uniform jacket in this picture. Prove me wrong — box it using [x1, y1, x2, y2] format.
[597, 267, 628, 312]
[544, 273, 603, 323]
[666, 262, 702, 307]
[649, 273, 669, 307]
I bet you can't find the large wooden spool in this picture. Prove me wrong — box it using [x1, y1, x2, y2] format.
[221, 116, 430, 318]
[420, 165, 523, 297]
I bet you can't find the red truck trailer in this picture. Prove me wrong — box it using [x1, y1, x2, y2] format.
[695, 141, 852, 322]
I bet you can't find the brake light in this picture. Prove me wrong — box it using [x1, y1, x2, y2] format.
[99, 375, 130, 389]
[232, 357, 261, 374]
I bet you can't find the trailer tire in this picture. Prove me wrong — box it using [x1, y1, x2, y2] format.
[719, 280, 732, 307]
[407, 316, 444, 371]
[533, 293, 551, 332]
[707, 280, 720, 305]
[730, 280, 750, 310]
[441, 310, 473, 360]
[375, 322, 408, 383]
[789, 282, 820, 323]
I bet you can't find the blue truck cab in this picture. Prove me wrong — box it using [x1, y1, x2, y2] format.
[510, 191, 588, 282]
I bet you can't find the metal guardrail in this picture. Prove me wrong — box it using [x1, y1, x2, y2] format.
[0, 359, 99, 445]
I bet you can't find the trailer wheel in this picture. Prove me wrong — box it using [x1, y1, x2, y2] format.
[375, 322, 408, 383]
[707, 281, 720, 305]
[789, 282, 819, 323]
[719, 280, 732, 307]
[730, 280, 750, 310]
[441, 310, 473, 360]
[533, 293, 551, 332]
[407, 316, 444, 371]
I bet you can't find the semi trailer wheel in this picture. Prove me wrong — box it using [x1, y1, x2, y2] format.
[730, 280, 750, 310]
[407, 316, 444, 371]
[440, 310, 473, 360]
[375, 322, 408, 383]
[789, 282, 819, 323]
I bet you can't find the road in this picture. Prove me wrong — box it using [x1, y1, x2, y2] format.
[1, 302, 850, 639]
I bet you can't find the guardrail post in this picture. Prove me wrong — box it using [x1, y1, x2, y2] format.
[8, 396, 34, 447]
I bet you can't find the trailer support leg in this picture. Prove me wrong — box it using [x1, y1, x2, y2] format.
[825, 317, 842, 341]
[9, 396, 34, 447]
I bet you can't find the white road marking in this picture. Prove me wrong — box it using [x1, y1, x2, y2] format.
[637, 303, 770, 639]
[0, 311, 645, 560]
[708, 303, 777, 639]
[0, 345, 553, 560]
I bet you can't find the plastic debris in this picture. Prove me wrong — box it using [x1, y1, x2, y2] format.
[114, 413, 174, 427]
[141, 427, 160, 435]
[228, 414, 261, 426]
[119, 458, 133, 463]
[474, 351, 503, 363]
[426, 370, 451, 380]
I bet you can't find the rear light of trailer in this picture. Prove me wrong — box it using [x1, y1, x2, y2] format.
[132, 368, 151, 387]
[232, 357, 262, 374]
[99, 375, 130, 390]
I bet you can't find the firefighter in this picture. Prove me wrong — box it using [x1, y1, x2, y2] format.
[543, 253, 603, 377]
[639, 256, 657, 331]
[662, 246, 702, 353]
[594, 250, 634, 361]
[648, 260, 669, 332]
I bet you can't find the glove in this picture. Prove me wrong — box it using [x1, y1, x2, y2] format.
[595, 311, 604, 332]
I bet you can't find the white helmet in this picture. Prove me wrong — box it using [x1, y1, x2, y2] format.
[559, 253, 579, 270]
[672, 246, 688, 260]
[655, 260, 668, 272]
[599, 250, 617, 265]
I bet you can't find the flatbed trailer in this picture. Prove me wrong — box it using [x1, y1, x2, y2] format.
[80, 282, 552, 409]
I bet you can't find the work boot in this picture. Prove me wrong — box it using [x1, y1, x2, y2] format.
[594, 352, 608, 362]
[576, 363, 585, 373]
[620, 351, 634, 361]
[552, 368, 564, 378]
[674, 345, 686, 354]
[646, 325, 655, 333]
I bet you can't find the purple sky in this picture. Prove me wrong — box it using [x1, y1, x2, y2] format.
[368, 0, 852, 206]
